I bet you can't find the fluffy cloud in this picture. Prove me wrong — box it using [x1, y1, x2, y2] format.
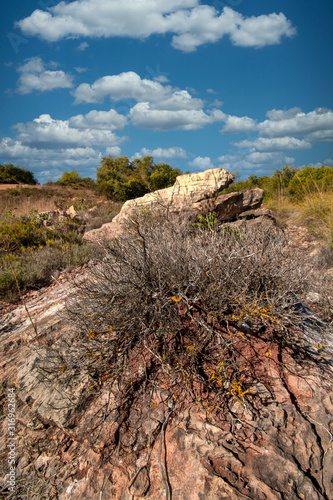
[228, 11, 296, 48]
[257, 108, 333, 138]
[68, 109, 127, 130]
[17, 1, 295, 52]
[219, 107, 333, 158]
[217, 151, 295, 172]
[0, 138, 98, 161]
[73, 71, 224, 130]
[134, 147, 187, 159]
[0, 109, 127, 180]
[265, 107, 302, 121]
[105, 146, 122, 156]
[188, 156, 217, 170]
[129, 103, 224, 130]
[0, 137, 101, 182]
[17, 57, 73, 94]
[73, 71, 203, 109]
[300, 129, 333, 143]
[221, 115, 257, 134]
[14, 113, 125, 148]
[234, 137, 312, 152]
[221, 107, 333, 144]
[246, 151, 292, 165]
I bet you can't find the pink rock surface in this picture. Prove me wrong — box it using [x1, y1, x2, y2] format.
[0, 277, 332, 499]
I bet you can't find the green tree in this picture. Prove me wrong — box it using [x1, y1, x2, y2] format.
[97, 155, 182, 201]
[58, 170, 82, 185]
[57, 170, 95, 188]
[97, 156, 147, 200]
[0, 164, 38, 185]
[149, 163, 182, 191]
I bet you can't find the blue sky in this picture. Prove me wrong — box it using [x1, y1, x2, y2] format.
[0, 0, 332, 183]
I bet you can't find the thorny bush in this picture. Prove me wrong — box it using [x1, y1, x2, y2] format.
[38, 213, 332, 436]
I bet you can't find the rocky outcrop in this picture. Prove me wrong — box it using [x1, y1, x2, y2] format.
[114, 168, 235, 225]
[1, 253, 332, 499]
[84, 168, 264, 241]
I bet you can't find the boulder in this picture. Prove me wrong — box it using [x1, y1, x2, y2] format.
[198, 187, 264, 221]
[65, 205, 78, 219]
[84, 168, 265, 242]
[112, 167, 235, 225]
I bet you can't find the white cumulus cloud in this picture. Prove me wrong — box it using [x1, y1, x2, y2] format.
[68, 109, 128, 130]
[217, 151, 296, 172]
[17, 1, 295, 52]
[72, 71, 204, 109]
[234, 137, 312, 152]
[0, 137, 101, 182]
[14, 113, 125, 148]
[129, 103, 224, 130]
[221, 115, 257, 134]
[134, 147, 187, 159]
[257, 107, 333, 138]
[105, 146, 122, 156]
[188, 156, 217, 170]
[219, 107, 333, 158]
[17, 57, 73, 94]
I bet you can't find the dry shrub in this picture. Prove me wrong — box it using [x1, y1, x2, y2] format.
[36, 213, 332, 437]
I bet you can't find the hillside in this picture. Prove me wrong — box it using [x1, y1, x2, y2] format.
[0, 167, 332, 499]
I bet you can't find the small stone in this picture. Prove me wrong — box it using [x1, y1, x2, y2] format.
[305, 292, 322, 304]
[129, 467, 150, 497]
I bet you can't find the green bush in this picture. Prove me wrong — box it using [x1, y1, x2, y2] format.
[221, 174, 273, 196]
[221, 165, 299, 200]
[148, 163, 182, 191]
[288, 165, 333, 198]
[0, 244, 92, 301]
[56, 170, 96, 188]
[0, 164, 38, 185]
[0, 211, 82, 255]
[0, 211, 91, 301]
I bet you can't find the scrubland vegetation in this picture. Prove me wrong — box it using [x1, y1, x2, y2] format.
[0, 211, 90, 301]
[223, 164, 333, 248]
[1, 160, 332, 497]
[37, 210, 332, 462]
[0, 160, 332, 307]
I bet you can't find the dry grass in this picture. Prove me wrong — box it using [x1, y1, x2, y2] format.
[294, 191, 333, 245]
[265, 190, 333, 249]
[264, 194, 295, 224]
[0, 184, 103, 217]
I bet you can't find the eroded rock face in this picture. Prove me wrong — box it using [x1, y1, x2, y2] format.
[199, 187, 264, 222]
[113, 168, 235, 225]
[84, 168, 264, 242]
[0, 272, 332, 499]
